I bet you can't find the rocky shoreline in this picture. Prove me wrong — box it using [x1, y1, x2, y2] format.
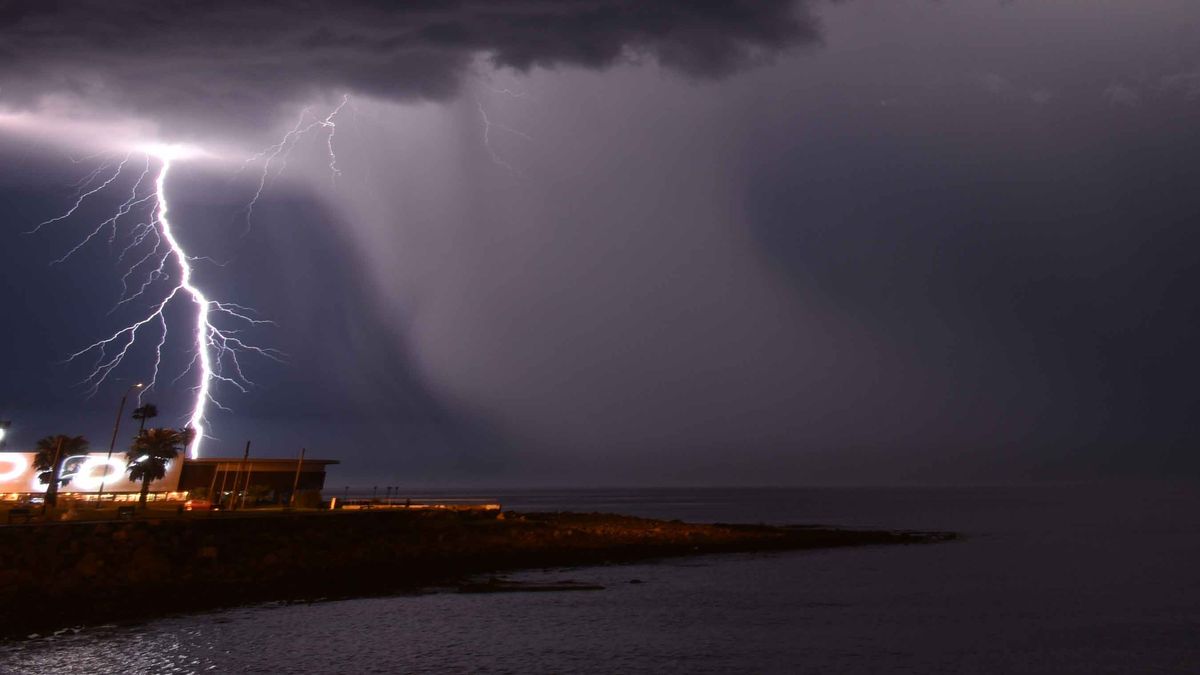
[0, 510, 956, 639]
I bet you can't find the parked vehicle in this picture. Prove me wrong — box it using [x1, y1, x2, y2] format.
[184, 498, 215, 511]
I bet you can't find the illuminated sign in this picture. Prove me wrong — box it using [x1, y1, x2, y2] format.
[0, 452, 183, 494]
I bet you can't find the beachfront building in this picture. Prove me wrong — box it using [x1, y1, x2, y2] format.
[178, 457, 338, 505]
[0, 452, 337, 503]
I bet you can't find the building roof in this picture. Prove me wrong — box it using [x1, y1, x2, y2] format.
[185, 457, 339, 467]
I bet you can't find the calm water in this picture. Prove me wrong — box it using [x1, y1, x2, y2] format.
[3, 484, 1199, 674]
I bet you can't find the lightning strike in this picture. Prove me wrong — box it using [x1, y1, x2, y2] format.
[476, 101, 531, 175]
[478, 81, 532, 100]
[39, 146, 280, 459]
[22, 100, 351, 458]
[241, 95, 350, 233]
[322, 94, 350, 181]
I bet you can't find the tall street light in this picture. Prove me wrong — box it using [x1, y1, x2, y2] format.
[96, 382, 143, 508]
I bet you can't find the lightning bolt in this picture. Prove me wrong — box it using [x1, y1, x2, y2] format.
[25, 98, 351, 457]
[477, 80, 532, 101]
[477, 100, 532, 175]
[321, 94, 349, 181]
[241, 95, 350, 233]
[38, 148, 280, 459]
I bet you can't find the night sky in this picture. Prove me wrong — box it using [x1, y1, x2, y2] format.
[2, 0, 1199, 487]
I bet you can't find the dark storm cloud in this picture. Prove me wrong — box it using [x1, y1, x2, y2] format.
[0, 0, 818, 135]
[7, 0, 1200, 486]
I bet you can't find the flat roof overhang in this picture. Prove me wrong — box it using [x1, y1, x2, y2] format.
[185, 458, 339, 465]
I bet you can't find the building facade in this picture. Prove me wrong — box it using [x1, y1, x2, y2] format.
[1, 452, 336, 502]
[179, 457, 338, 503]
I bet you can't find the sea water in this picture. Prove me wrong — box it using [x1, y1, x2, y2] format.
[2, 484, 1198, 674]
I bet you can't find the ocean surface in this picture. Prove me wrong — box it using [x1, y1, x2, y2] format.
[3, 484, 1199, 674]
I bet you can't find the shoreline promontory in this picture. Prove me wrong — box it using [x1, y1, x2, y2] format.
[0, 510, 956, 638]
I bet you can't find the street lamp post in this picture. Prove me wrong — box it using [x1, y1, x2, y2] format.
[96, 383, 143, 508]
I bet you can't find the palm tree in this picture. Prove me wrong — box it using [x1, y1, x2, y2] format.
[125, 427, 189, 508]
[33, 435, 89, 508]
[131, 403, 159, 434]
